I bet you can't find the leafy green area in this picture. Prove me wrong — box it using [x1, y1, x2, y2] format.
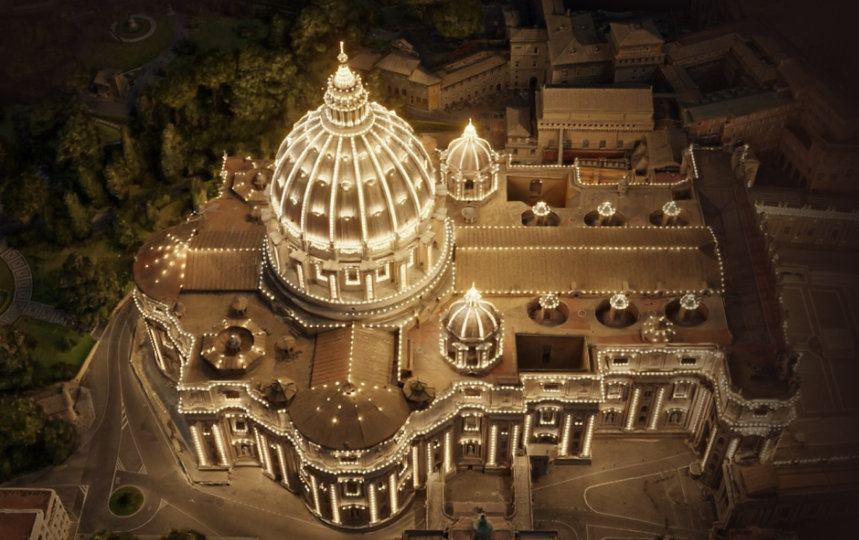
[0, 396, 77, 481]
[12, 317, 94, 376]
[80, 15, 174, 71]
[0, 257, 13, 314]
[188, 12, 267, 51]
[109, 486, 144, 516]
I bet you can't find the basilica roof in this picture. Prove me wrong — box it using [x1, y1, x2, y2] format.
[269, 45, 436, 258]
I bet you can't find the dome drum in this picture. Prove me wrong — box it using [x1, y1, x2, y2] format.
[265, 218, 453, 320]
[439, 288, 503, 374]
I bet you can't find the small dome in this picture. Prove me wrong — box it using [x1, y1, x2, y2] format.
[442, 287, 502, 341]
[444, 120, 494, 176]
[288, 381, 410, 449]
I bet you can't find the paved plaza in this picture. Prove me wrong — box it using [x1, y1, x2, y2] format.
[533, 438, 715, 540]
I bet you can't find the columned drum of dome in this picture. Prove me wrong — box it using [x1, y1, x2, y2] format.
[265, 46, 453, 320]
[439, 287, 503, 374]
[440, 120, 500, 203]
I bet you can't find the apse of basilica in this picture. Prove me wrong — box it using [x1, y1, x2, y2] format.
[133, 47, 798, 530]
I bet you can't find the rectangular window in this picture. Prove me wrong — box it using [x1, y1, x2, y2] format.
[582, 140, 589, 148]
[617, 140, 624, 149]
[343, 479, 363, 497]
[680, 357, 697, 366]
[672, 382, 690, 399]
[376, 263, 390, 282]
[607, 384, 623, 400]
[613, 357, 629, 365]
[538, 408, 557, 426]
[463, 416, 480, 431]
[599, 140, 606, 149]
[345, 266, 360, 285]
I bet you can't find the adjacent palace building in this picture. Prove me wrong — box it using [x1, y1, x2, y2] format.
[133, 48, 799, 530]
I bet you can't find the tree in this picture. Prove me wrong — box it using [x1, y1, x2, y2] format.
[160, 123, 186, 181]
[0, 327, 36, 393]
[104, 156, 131, 201]
[267, 12, 289, 49]
[161, 529, 205, 540]
[121, 126, 144, 178]
[75, 165, 108, 206]
[56, 102, 102, 170]
[58, 254, 126, 330]
[40, 418, 78, 465]
[429, 0, 482, 39]
[89, 531, 138, 540]
[64, 191, 91, 240]
[0, 396, 45, 450]
[1, 170, 48, 224]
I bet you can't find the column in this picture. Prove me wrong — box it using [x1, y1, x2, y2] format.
[443, 430, 453, 474]
[648, 387, 666, 431]
[365, 274, 374, 301]
[580, 414, 596, 458]
[700, 428, 718, 470]
[189, 423, 210, 467]
[329, 483, 341, 524]
[487, 424, 498, 466]
[296, 263, 305, 289]
[310, 475, 321, 515]
[523, 414, 533, 447]
[276, 443, 291, 489]
[399, 262, 409, 291]
[368, 483, 379, 524]
[255, 429, 274, 476]
[426, 441, 434, 477]
[759, 436, 775, 463]
[389, 471, 399, 515]
[726, 437, 740, 461]
[510, 424, 521, 459]
[557, 128, 564, 165]
[559, 413, 572, 457]
[328, 275, 338, 300]
[625, 387, 641, 431]
[412, 445, 421, 489]
[210, 423, 230, 467]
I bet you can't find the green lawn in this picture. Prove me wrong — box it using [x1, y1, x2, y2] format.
[12, 316, 95, 375]
[81, 14, 174, 71]
[109, 486, 144, 516]
[0, 257, 13, 314]
[20, 237, 129, 305]
[188, 12, 267, 51]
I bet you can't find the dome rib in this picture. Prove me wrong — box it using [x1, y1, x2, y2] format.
[350, 136, 369, 246]
[369, 129, 421, 230]
[299, 132, 334, 244]
[360, 132, 399, 237]
[328, 136, 344, 245]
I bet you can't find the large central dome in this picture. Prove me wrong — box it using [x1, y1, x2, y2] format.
[269, 47, 435, 256]
[264, 45, 453, 320]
